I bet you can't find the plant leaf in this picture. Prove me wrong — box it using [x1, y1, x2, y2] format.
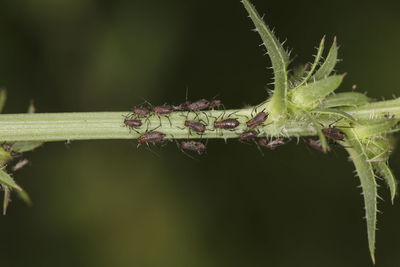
[0, 88, 7, 113]
[354, 119, 399, 139]
[16, 188, 32, 206]
[343, 129, 377, 264]
[242, 0, 289, 120]
[3, 185, 10, 215]
[312, 38, 338, 80]
[290, 75, 344, 109]
[372, 162, 397, 204]
[365, 138, 391, 163]
[0, 168, 21, 191]
[296, 36, 325, 87]
[12, 142, 43, 153]
[322, 92, 370, 108]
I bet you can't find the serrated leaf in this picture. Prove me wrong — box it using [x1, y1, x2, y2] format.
[0, 88, 6, 113]
[290, 75, 344, 109]
[343, 129, 377, 263]
[354, 119, 399, 139]
[12, 141, 43, 153]
[311, 108, 358, 124]
[242, 0, 289, 120]
[296, 36, 325, 87]
[322, 92, 370, 108]
[312, 38, 338, 80]
[373, 162, 396, 204]
[303, 111, 329, 152]
[0, 168, 21, 191]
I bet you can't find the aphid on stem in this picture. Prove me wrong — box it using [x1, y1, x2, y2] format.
[239, 130, 258, 141]
[184, 120, 206, 134]
[214, 118, 240, 130]
[247, 111, 269, 128]
[180, 141, 206, 155]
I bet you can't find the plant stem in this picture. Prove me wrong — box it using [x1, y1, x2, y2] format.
[0, 99, 399, 142]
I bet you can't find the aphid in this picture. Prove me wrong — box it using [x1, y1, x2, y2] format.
[307, 138, 331, 152]
[184, 120, 206, 133]
[265, 138, 285, 150]
[124, 119, 142, 128]
[173, 101, 191, 111]
[133, 107, 150, 117]
[138, 131, 166, 144]
[209, 99, 222, 109]
[246, 111, 269, 127]
[152, 105, 174, 115]
[180, 141, 206, 155]
[239, 130, 258, 141]
[187, 99, 210, 111]
[12, 159, 29, 172]
[322, 128, 345, 141]
[214, 118, 240, 130]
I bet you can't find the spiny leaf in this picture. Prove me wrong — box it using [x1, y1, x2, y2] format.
[311, 108, 358, 124]
[296, 36, 325, 87]
[312, 38, 338, 80]
[372, 162, 397, 204]
[242, 0, 289, 120]
[290, 75, 344, 109]
[365, 138, 391, 163]
[354, 119, 399, 139]
[322, 92, 370, 108]
[0, 168, 21, 191]
[342, 97, 400, 120]
[343, 129, 377, 264]
[0, 88, 6, 113]
[303, 111, 329, 152]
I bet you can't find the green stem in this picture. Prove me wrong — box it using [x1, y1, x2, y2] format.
[0, 98, 399, 142]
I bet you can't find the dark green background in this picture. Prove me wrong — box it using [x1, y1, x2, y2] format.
[1, 0, 400, 266]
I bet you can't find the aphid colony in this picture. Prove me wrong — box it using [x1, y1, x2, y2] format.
[123, 99, 345, 156]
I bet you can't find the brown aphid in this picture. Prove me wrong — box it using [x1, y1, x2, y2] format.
[181, 141, 206, 155]
[265, 138, 285, 150]
[307, 139, 331, 152]
[184, 120, 206, 133]
[187, 99, 210, 111]
[133, 107, 150, 117]
[173, 101, 191, 111]
[322, 128, 345, 141]
[239, 130, 258, 141]
[138, 131, 166, 144]
[214, 118, 240, 130]
[124, 119, 142, 128]
[246, 112, 269, 127]
[153, 105, 174, 115]
[209, 99, 222, 109]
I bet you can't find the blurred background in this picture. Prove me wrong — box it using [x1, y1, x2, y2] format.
[1, 0, 400, 266]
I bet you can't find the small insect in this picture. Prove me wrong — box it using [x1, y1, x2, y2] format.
[307, 138, 331, 152]
[152, 105, 174, 115]
[214, 118, 240, 130]
[184, 120, 206, 133]
[180, 141, 206, 155]
[265, 138, 285, 150]
[138, 131, 166, 144]
[209, 99, 222, 109]
[187, 99, 210, 111]
[239, 130, 258, 141]
[322, 128, 345, 141]
[12, 159, 29, 172]
[133, 107, 150, 117]
[246, 111, 269, 127]
[173, 101, 191, 111]
[124, 119, 142, 128]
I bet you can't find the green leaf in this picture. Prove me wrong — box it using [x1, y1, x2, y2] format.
[296, 36, 325, 87]
[303, 111, 329, 152]
[12, 142, 43, 153]
[0, 88, 7, 113]
[322, 92, 370, 108]
[365, 138, 391, 163]
[0, 168, 21, 191]
[242, 0, 289, 120]
[312, 38, 338, 80]
[343, 129, 377, 264]
[372, 162, 397, 204]
[354, 119, 399, 139]
[290, 75, 344, 109]
[311, 108, 358, 124]
[16, 188, 32, 206]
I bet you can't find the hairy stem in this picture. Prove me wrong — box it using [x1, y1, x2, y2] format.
[0, 99, 399, 142]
